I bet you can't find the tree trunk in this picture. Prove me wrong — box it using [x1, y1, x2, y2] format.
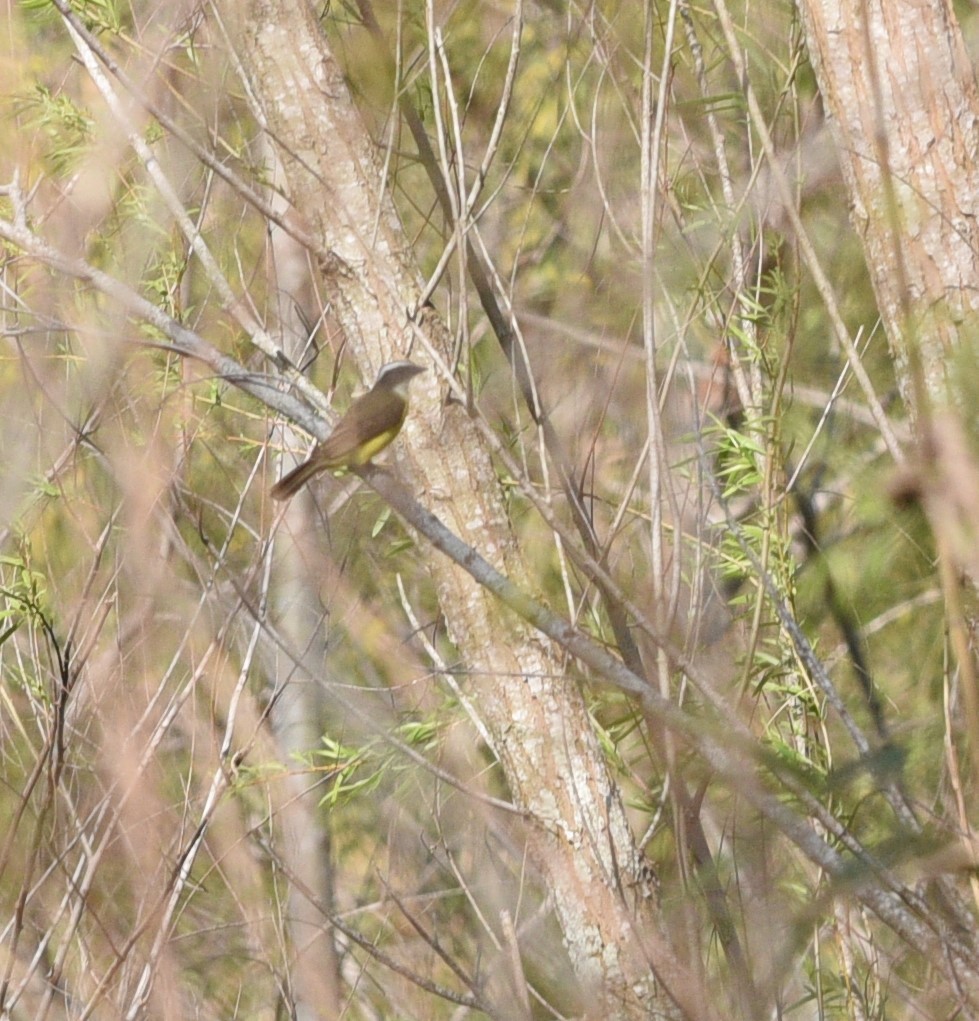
[797, 0, 979, 417]
[267, 154, 343, 1020]
[223, 0, 697, 1015]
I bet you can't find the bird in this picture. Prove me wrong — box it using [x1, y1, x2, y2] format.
[270, 360, 425, 501]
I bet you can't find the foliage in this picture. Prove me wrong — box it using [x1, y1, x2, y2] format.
[0, 1, 976, 1019]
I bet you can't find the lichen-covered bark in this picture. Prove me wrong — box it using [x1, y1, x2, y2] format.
[225, 0, 695, 1016]
[797, 0, 979, 415]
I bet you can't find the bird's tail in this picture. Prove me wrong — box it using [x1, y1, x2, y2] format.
[270, 457, 325, 501]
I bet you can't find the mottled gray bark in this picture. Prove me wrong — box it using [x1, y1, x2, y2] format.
[222, 0, 697, 1015]
[797, 0, 979, 416]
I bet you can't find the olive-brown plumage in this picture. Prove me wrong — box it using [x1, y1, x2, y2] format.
[271, 361, 425, 501]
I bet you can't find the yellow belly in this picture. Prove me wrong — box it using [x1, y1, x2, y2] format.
[344, 426, 402, 466]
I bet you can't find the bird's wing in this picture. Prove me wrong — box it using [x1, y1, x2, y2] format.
[316, 390, 408, 466]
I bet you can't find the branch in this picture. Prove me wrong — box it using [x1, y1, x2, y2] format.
[3, 208, 975, 1000]
[0, 197, 321, 439]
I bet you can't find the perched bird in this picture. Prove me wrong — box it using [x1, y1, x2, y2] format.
[270, 360, 425, 501]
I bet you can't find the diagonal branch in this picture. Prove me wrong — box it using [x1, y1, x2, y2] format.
[4, 205, 978, 1006]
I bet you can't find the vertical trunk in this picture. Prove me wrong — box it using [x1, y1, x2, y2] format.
[267, 166, 343, 1019]
[797, 0, 979, 416]
[225, 0, 697, 1015]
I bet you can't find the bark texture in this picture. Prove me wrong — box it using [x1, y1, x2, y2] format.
[797, 0, 979, 415]
[226, 0, 694, 1017]
[267, 159, 343, 1020]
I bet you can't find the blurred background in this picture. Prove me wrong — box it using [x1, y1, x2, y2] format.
[2, 1, 978, 1018]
